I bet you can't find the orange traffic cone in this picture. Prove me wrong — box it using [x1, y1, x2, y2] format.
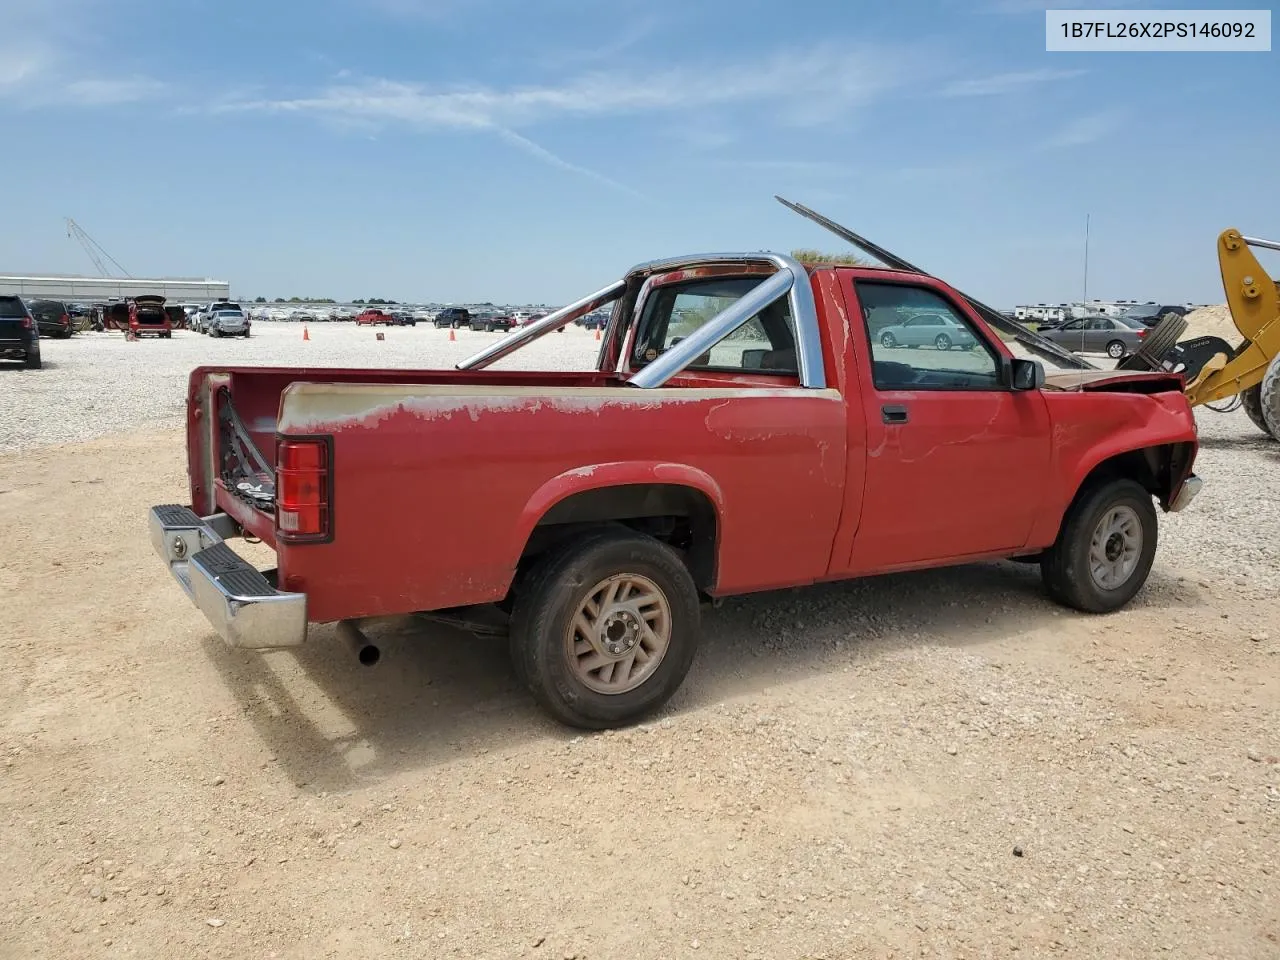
[594, 326, 601, 341]
[448, 327, 456, 342]
[302, 325, 310, 341]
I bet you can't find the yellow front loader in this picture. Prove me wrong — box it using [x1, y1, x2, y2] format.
[1181, 230, 1280, 438]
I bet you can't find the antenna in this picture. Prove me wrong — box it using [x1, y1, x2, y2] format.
[1083, 213, 1090, 304]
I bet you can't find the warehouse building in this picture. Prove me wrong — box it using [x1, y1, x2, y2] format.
[0, 274, 230, 301]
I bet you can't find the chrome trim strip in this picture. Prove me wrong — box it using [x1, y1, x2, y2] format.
[457, 280, 626, 371]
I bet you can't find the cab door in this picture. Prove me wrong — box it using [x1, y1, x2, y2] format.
[841, 277, 1052, 572]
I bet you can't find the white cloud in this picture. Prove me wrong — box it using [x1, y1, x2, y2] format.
[942, 68, 1086, 97]
[0, 0, 167, 108]
[1045, 109, 1125, 147]
[226, 44, 905, 131]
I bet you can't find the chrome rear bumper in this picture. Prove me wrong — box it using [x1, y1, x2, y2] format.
[149, 504, 307, 649]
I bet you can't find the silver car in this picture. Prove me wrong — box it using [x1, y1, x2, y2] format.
[877, 312, 978, 351]
[1040, 315, 1146, 359]
[208, 307, 250, 338]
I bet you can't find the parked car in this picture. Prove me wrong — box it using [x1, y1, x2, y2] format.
[0, 295, 41, 368]
[473, 312, 514, 332]
[355, 309, 395, 326]
[165, 305, 187, 330]
[1040, 315, 1147, 359]
[1120, 303, 1188, 327]
[876, 312, 978, 351]
[26, 299, 75, 338]
[125, 296, 173, 338]
[150, 243, 1203, 730]
[390, 312, 417, 327]
[433, 307, 472, 328]
[208, 304, 251, 338]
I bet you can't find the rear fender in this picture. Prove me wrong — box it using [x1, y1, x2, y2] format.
[512, 461, 725, 573]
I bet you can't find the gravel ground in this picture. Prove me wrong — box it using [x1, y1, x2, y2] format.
[0, 322, 603, 453]
[1, 322, 1277, 959]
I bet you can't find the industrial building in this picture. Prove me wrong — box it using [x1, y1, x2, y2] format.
[0, 274, 230, 302]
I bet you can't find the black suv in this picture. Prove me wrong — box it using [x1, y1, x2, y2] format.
[1, 296, 41, 368]
[27, 299, 75, 338]
[434, 307, 472, 328]
[1119, 303, 1188, 327]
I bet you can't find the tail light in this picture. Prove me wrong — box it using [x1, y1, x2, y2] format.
[1137, 328, 1147, 338]
[60, 314, 70, 326]
[20, 314, 33, 329]
[276, 439, 331, 541]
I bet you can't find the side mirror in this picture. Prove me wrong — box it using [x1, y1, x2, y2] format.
[1010, 357, 1045, 391]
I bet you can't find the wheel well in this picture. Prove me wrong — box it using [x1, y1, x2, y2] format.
[1074, 442, 1194, 512]
[518, 484, 719, 591]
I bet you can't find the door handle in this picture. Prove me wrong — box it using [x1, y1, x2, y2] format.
[881, 404, 909, 424]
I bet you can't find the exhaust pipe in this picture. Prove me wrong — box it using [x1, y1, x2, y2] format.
[336, 619, 381, 667]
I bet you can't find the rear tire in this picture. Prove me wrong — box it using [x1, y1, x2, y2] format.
[1107, 340, 1125, 359]
[1041, 478, 1157, 613]
[24, 352, 41, 369]
[509, 529, 701, 729]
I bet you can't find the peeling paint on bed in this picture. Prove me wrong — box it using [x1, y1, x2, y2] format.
[277, 383, 833, 435]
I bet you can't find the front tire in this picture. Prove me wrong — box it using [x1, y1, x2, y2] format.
[1041, 478, 1157, 613]
[509, 529, 701, 729]
[1259, 353, 1280, 440]
[935, 333, 952, 350]
[880, 332, 897, 348]
[1241, 384, 1275, 439]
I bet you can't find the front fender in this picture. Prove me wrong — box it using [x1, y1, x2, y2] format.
[511, 461, 725, 560]
[1030, 391, 1198, 545]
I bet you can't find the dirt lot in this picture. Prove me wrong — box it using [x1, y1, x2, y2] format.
[2, 327, 1279, 959]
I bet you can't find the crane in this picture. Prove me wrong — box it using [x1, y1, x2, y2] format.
[65, 218, 132, 278]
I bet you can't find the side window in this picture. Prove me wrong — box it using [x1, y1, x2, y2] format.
[632, 275, 798, 375]
[857, 281, 1003, 391]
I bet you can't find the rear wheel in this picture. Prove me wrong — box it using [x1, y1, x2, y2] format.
[509, 529, 701, 729]
[1041, 478, 1157, 613]
[1106, 340, 1125, 359]
[24, 351, 41, 369]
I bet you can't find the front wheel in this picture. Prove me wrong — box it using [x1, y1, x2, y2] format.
[1041, 478, 1157, 613]
[880, 332, 898, 348]
[935, 333, 952, 350]
[509, 529, 701, 729]
[1107, 340, 1125, 359]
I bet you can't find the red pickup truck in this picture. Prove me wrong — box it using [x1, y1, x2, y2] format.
[355, 308, 395, 326]
[150, 239, 1203, 729]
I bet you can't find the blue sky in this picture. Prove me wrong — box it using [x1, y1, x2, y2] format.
[1, 0, 1276, 306]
